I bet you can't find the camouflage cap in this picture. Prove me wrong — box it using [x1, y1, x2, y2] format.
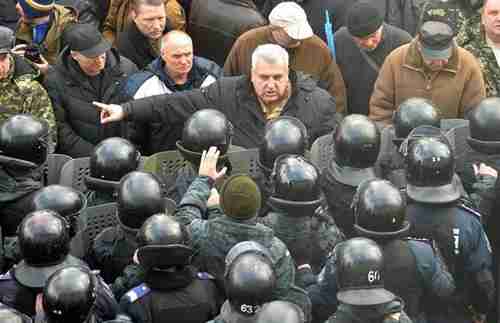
[220, 174, 262, 220]
[419, 0, 463, 34]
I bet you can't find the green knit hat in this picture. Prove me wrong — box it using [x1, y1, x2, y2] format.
[220, 174, 262, 220]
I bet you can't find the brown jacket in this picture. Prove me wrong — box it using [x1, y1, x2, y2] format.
[15, 5, 77, 65]
[223, 26, 347, 113]
[369, 39, 486, 124]
[102, 0, 185, 44]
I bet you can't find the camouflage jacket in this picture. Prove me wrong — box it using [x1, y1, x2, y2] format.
[0, 54, 57, 148]
[259, 207, 344, 274]
[461, 27, 500, 97]
[175, 175, 312, 321]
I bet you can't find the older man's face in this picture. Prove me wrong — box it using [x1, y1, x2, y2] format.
[162, 40, 193, 80]
[71, 51, 106, 76]
[352, 26, 383, 51]
[0, 53, 10, 79]
[251, 61, 289, 105]
[483, 0, 500, 41]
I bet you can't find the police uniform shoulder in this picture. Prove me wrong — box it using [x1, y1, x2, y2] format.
[456, 201, 482, 221]
[405, 237, 433, 247]
[124, 283, 151, 303]
[0, 271, 12, 281]
[197, 272, 215, 280]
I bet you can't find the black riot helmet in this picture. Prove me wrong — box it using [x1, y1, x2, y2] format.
[118, 171, 165, 230]
[335, 237, 395, 306]
[0, 114, 49, 167]
[393, 98, 440, 141]
[467, 97, 500, 154]
[353, 179, 409, 239]
[176, 109, 233, 165]
[334, 114, 380, 168]
[136, 214, 193, 270]
[225, 252, 277, 316]
[259, 117, 309, 173]
[137, 214, 186, 247]
[255, 301, 305, 323]
[13, 210, 88, 289]
[18, 210, 70, 265]
[43, 266, 97, 323]
[269, 154, 322, 214]
[29, 185, 87, 235]
[86, 137, 140, 191]
[405, 137, 460, 204]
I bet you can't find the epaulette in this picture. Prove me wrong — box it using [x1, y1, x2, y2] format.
[0, 271, 11, 281]
[457, 202, 482, 221]
[197, 272, 215, 280]
[125, 283, 151, 303]
[405, 237, 433, 247]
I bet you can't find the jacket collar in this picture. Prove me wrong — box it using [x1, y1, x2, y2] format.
[219, 0, 258, 9]
[403, 39, 459, 74]
[236, 70, 315, 118]
[144, 265, 195, 290]
[147, 57, 208, 90]
[126, 22, 158, 58]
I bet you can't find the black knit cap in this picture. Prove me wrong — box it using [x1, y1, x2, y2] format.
[347, 1, 384, 38]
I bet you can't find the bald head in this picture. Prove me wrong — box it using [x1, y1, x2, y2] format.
[161, 30, 192, 53]
[160, 30, 194, 82]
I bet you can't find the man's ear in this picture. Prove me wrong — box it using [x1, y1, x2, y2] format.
[131, 9, 138, 22]
[69, 50, 78, 60]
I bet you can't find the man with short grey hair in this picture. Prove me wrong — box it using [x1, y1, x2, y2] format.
[95, 43, 337, 149]
[224, 1, 347, 114]
[123, 30, 222, 154]
[251, 43, 289, 69]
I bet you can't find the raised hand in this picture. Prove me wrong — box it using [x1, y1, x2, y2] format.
[198, 146, 227, 181]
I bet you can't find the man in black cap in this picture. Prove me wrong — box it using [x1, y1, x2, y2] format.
[369, 20, 485, 125]
[45, 23, 137, 158]
[334, 1, 411, 116]
[175, 146, 312, 321]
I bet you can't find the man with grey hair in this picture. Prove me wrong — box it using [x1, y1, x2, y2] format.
[123, 30, 221, 153]
[94, 43, 337, 149]
[224, 1, 347, 114]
